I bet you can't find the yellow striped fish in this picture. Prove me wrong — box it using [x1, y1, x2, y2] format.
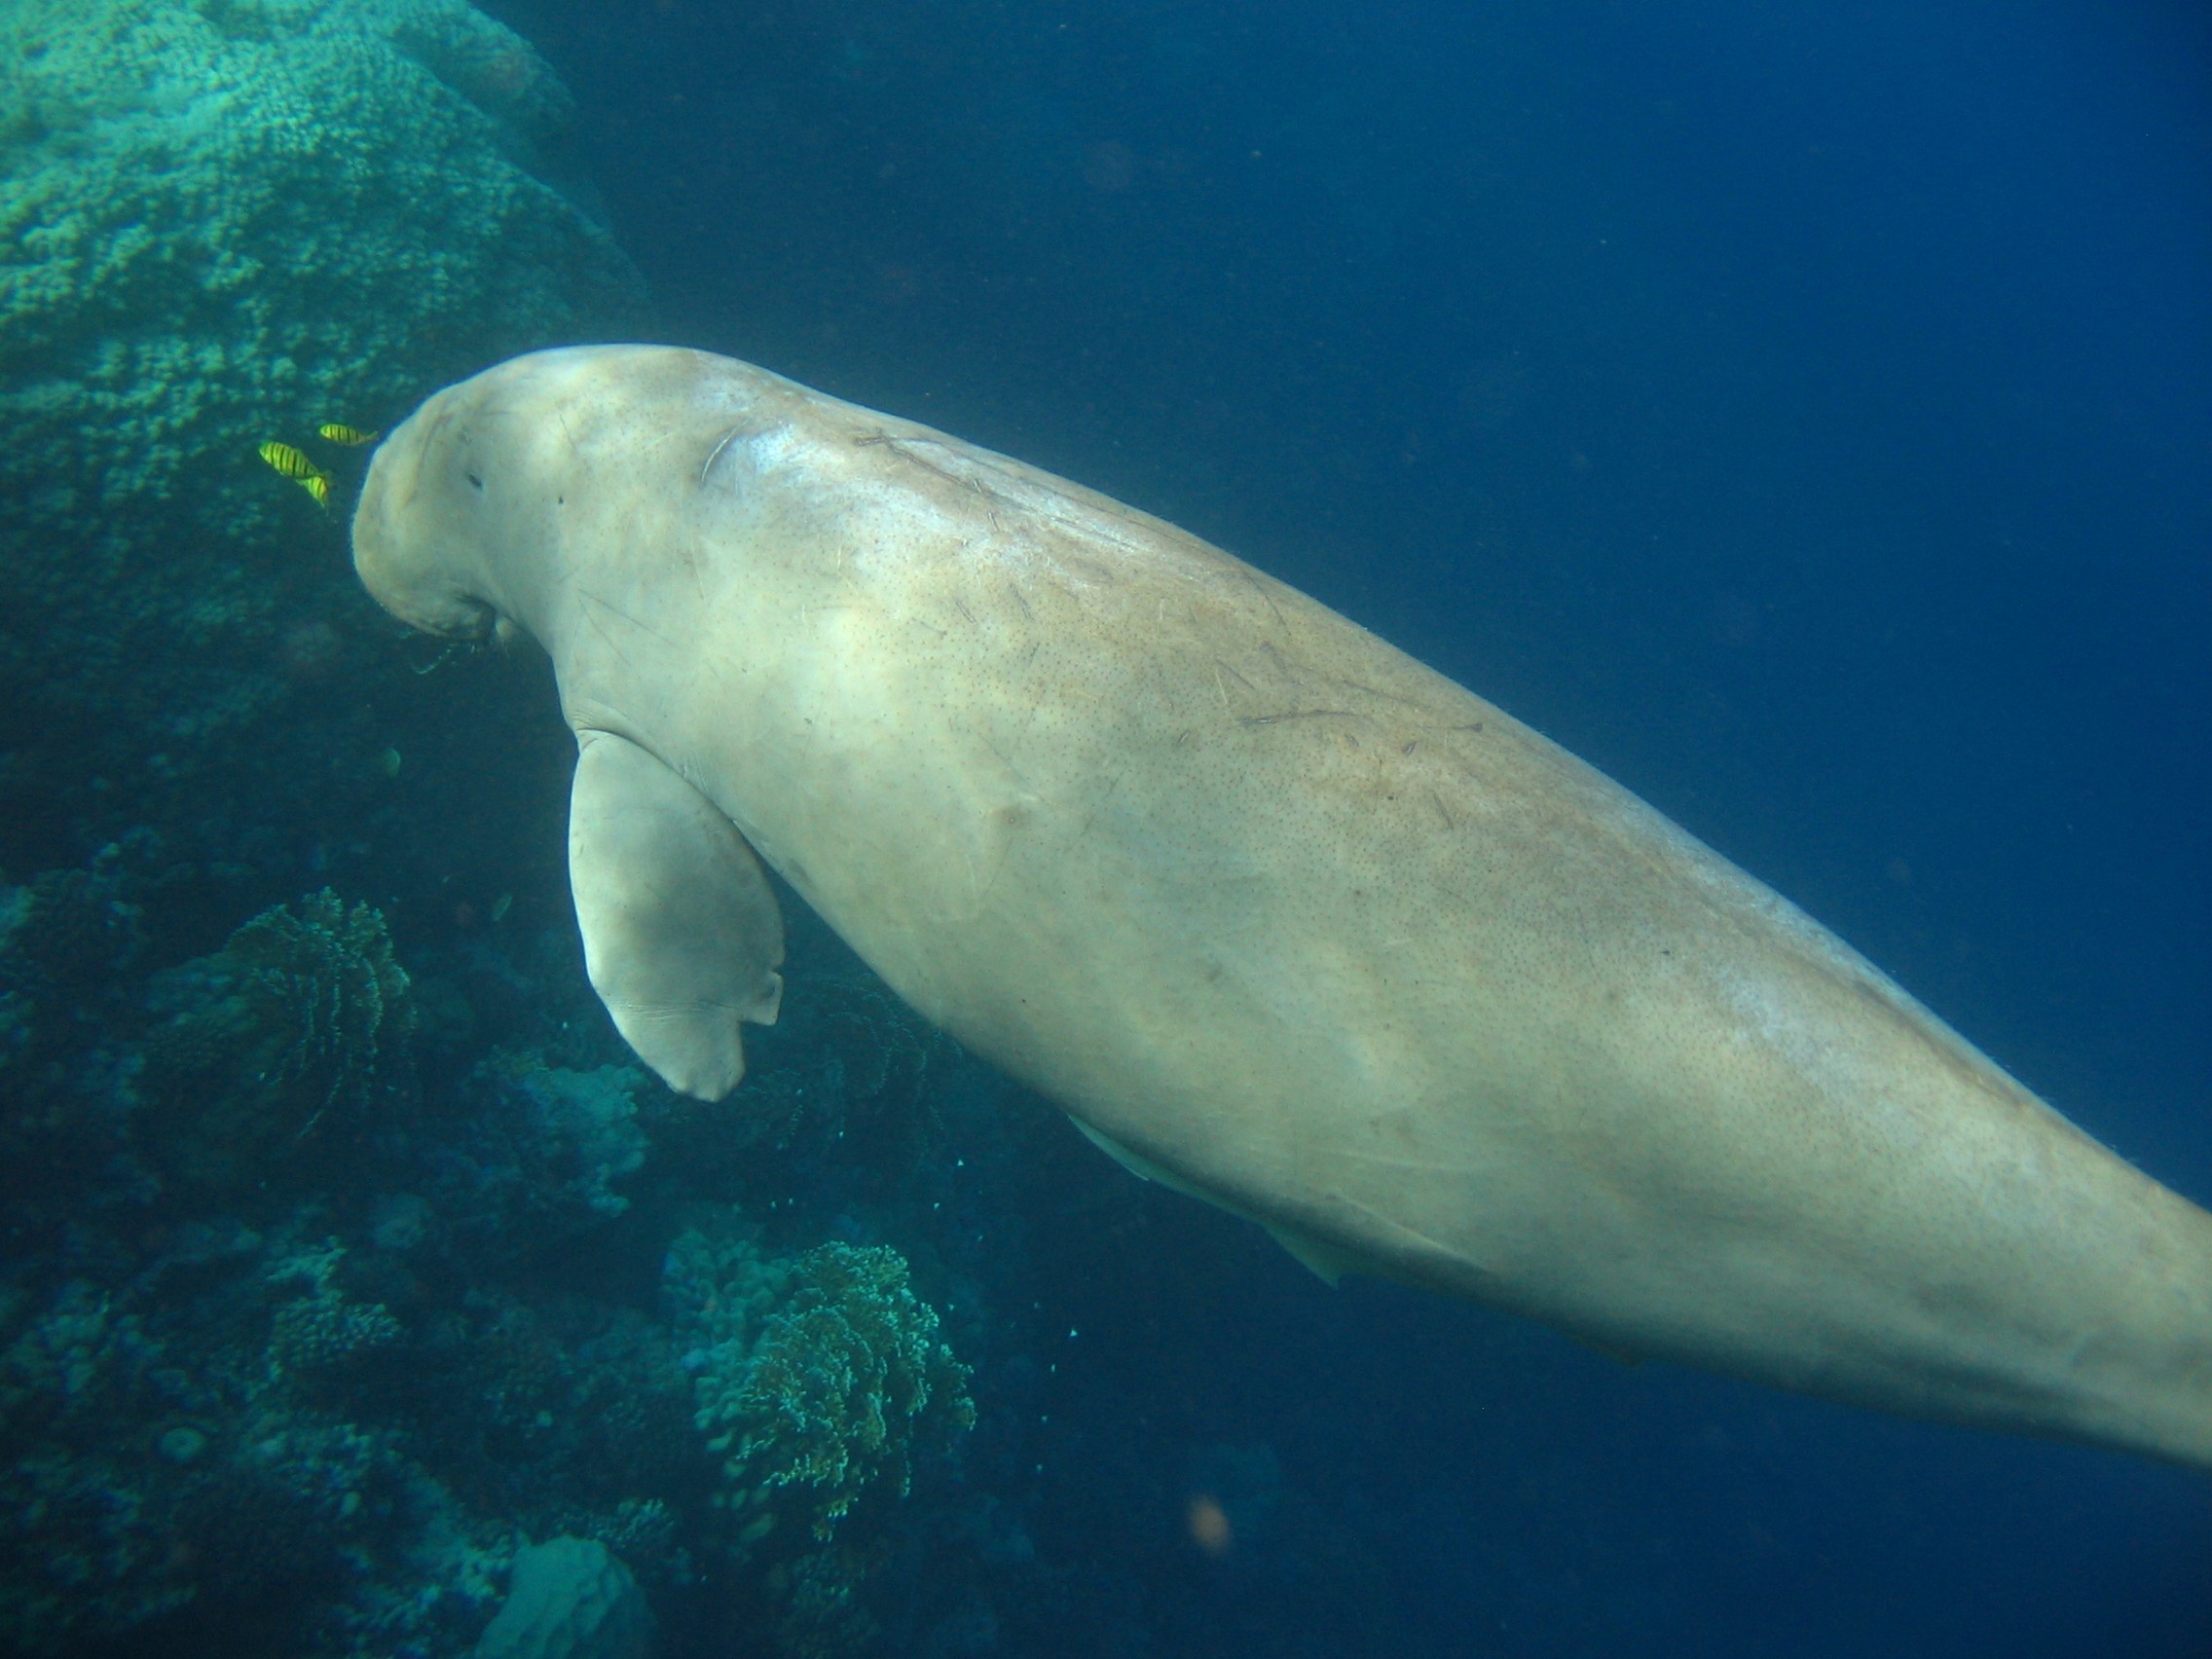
[258, 440, 331, 509]
[316, 423, 380, 447]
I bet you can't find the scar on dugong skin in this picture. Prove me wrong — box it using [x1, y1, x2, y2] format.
[352, 346, 2212, 1474]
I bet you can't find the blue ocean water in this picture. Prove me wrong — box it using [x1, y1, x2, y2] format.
[3, 0, 2202, 1652]
[455, 0, 2212, 1653]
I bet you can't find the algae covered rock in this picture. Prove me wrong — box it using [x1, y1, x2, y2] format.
[0, 0, 648, 853]
[472, 1535, 653, 1659]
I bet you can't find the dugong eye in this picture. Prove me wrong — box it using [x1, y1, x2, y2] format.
[465, 471, 485, 492]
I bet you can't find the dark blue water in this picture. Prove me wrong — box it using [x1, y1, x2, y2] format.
[485, 1, 2211, 1652]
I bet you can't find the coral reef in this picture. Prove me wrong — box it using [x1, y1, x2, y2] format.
[762, 1542, 886, 1659]
[0, 0, 649, 879]
[0, 850, 1011, 1659]
[266, 1241, 404, 1381]
[0, 1281, 192, 1651]
[0, 0, 1115, 1641]
[0, 852, 147, 1088]
[0, 1243, 472, 1658]
[0, 862, 144, 1012]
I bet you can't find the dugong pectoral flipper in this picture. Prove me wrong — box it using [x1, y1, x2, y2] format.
[569, 729, 786, 1100]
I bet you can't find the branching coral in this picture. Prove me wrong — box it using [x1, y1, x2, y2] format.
[141, 889, 415, 1194]
[762, 1541, 885, 1659]
[815, 981, 939, 1110]
[680, 1232, 976, 1553]
[227, 889, 416, 1113]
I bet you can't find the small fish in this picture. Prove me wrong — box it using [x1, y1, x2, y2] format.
[489, 893, 513, 924]
[258, 440, 331, 509]
[316, 423, 380, 447]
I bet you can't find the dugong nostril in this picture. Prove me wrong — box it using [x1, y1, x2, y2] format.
[699, 426, 744, 484]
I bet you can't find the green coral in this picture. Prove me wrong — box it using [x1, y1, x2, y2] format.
[685, 1235, 976, 1551]
[141, 889, 415, 1193]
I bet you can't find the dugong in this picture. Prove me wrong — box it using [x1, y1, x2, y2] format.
[353, 345, 2212, 1471]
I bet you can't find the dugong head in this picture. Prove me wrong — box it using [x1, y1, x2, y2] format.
[352, 355, 538, 642]
[352, 345, 751, 645]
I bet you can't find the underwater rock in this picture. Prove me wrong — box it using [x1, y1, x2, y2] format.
[140, 889, 416, 1197]
[370, 1190, 435, 1251]
[472, 1534, 653, 1659]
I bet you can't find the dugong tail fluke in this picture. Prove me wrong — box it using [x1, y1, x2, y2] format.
[351, 345, 2212, 1473]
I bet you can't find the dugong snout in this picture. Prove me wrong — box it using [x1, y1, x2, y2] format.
[352, 391, 503, 643]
